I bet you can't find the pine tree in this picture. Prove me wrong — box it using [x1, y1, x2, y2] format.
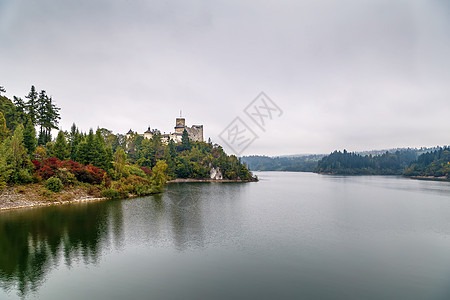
[36, 90, 60, 145]
[53, 130, 69, 160]
[93, 129, 113, 170]
[23, 118, 36, 155]
[13, 96, 27, 125]
[181, 129, 191, 151]
[75, 129, 95, 165]
[164, 139, 177, 178]
[25, 85, 38, 124]
[68, 124, 82, 160]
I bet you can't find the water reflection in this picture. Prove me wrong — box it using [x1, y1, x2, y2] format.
[0, 182, 249, 298]
[166, 183, 205, 251]
[0, 201, 124, 297]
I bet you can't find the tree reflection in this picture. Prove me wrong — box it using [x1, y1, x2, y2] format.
[0, 200, 123, 297]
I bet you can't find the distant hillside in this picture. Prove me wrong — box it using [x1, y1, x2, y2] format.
[242, 147, 448, 177]
[315, 149, 419, 175]
[241, 155, 325, 172]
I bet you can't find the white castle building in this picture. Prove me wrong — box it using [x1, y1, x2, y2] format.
[126, 117, 203, 144]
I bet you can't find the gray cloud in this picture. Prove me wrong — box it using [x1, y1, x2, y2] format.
[1, 0, 449, 155]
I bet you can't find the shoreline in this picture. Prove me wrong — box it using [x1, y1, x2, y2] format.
[1, 178, 257, 212]
[408, 175, 450, 182]
[0, 184, 108, 212]
[167, 178, 256, 183]
[0, 196, 107, 212]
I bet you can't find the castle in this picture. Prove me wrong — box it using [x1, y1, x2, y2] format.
[126, 117, 203, 144]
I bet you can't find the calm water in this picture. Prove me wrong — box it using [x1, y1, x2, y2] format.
[1, 172, 450, 299]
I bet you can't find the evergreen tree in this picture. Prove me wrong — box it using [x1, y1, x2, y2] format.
[181, 129, 191, 151]
[36, 90, 60, 145]
[25, 85, 38, 124]
[164, 139, 177, 178]
[75, 129, 95, 165]
[137, 138, 155, 167]
[53, 130, 69, 160]
[23, 118, 36, 155]
[0, 138, 12, 189]
[93, 129, 113, 170]
[12, 96, 27, 125]
[68, 123, 82, 160]
[0, 111, 9, 143]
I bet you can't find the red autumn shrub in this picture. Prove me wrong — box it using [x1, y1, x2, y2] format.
[74, 164, 106, 184]
[32, 157, 109, 184]
[139, 166, 153, 176]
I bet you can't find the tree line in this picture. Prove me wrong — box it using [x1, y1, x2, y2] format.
[241, 155, 324, 172]
[315, 148, 449, 179]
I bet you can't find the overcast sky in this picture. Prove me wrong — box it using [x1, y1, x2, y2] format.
[1, 0, 449, 156]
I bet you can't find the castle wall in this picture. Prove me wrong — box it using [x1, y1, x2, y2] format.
[186, 125, 203, 142]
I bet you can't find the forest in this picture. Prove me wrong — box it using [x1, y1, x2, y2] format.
[241, 155, 324, 172]
[243, 148, 449, 180]
[0, 85, 255, 199]
[403, 147, 450, 178]
[315, 148, 450, 179]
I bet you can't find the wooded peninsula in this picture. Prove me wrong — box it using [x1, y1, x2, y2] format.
[0, 85, 256, 209]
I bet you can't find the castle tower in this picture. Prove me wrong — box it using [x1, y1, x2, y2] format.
[143, 126, 153, 139]
[175, 117, 185, 134]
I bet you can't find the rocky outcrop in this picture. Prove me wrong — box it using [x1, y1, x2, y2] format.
[210, 167, 223, 180]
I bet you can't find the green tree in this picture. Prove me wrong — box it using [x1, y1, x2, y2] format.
[12, 96, 27, 125]
[9, 125, 30, 183]
[68, 123, 82, 160]
[0, 137, 12, 189]
[23, 118, 36, 155]
[113, 148, 128, 178]
[36, 90, 60, 145]
[75, 129, 95, 165]
[0, 111, 9, 143]
[150, 160, 168, 193]
[93, 129, 113, 171]
[74, 129, 112, 170]
[164, 139, 177, 178]
[53, 130, 69, 160]
[25, 85, 38, 124]
[181, 129, 191, 151]
[137, 138, 155, 167]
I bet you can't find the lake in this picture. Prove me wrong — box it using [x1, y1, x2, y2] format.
[1, 172, 450, 299]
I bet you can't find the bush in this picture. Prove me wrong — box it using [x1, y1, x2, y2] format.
[126, 165, 147, 177]
[33, 158, 108, 184]
[14, 169, 34, 184]
[87, 185, 102, 197]
[101, 188, 120, 199]
[135, 184, 153, 196]
[46, 176, 63, 193]
[0, 179, 6, 192]
[41, 189, 53, 198]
